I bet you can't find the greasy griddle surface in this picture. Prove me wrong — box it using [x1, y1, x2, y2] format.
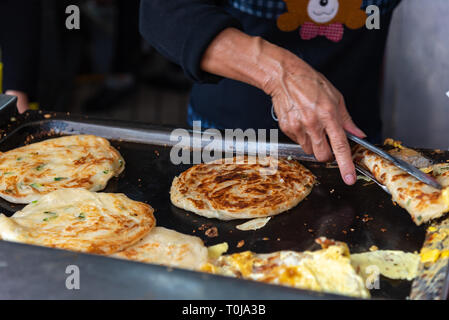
[0, 123, 429, 299]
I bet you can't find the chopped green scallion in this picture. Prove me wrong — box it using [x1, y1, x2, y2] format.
[43, 215, 58, 222]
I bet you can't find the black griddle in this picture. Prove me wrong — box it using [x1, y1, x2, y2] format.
[0, 94, 447, 300]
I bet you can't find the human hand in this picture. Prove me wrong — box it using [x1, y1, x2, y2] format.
[263, 51, 366, 185]
[5, 90, 30, 114]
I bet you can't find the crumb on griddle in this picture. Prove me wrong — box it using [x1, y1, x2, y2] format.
[154, 150, 160, 156]
[380, 228, 387, 232]
[262, 237, 269, 241]
[205, 227, 218, 238]
[369, 245, 378, 252]
[361, 214, 373, 223]
[237, 240, 245, 248]
[44, 114, 51, 119]
[198, 223, 212, 231]
[330, 189, 335, 194]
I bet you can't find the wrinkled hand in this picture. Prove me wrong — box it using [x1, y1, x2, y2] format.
[200, 28, 365, 185]
[5, 90, 30, 114]
[264, 54, 366, 185]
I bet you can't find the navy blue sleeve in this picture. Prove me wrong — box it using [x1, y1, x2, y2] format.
[139, 0, 242, 83]
[0, 0, 41, 98]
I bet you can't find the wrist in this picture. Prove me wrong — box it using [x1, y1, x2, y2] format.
[201, 28, 295, 92]
[255, 40, 309, 96]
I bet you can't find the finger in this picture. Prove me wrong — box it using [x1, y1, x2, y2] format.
[337, 96, 366, 138]
[281, 113, 314, 155]
[294, 127, 313, 155]
[301, 135, 313, 155]
[300, 113, 332, 162]
[277, 111, 295, 137]
[325, 121, 356, 185]
[309, 129, 333, 162]
[281, 106, 314, 155]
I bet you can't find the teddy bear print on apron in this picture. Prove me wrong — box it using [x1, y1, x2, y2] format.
[277, 0, 367, 42]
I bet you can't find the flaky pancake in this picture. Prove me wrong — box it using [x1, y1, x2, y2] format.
[201, 239, 369, 298]
[113, 227, 208, 270]
[0, 189, 155, 254]
[353, 146, 449, 225]
[0, 135, 125, 204]
[170, 156, 316, 220]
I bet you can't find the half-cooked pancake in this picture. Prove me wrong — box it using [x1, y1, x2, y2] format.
[353, 146, 449, 225]
[201, 239, 370, 298]
[0, 189, 155, 254]
[0, 135, 125, 204]
[170, 156, 316, 220]
[113, 226, 208, 270]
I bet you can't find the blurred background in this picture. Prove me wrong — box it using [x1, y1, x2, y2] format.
[0, 0, 448, 148]
[0, 0, 192, 127]
[382, 0, 449, 149]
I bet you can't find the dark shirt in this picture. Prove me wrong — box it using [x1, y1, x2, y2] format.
[140, 0, 401, 140]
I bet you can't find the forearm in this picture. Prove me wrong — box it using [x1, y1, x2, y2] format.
[200, 28, 311, 94]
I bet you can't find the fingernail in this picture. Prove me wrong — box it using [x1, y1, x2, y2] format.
[354, 128, 367, 138]
[345, 174, 356, 185]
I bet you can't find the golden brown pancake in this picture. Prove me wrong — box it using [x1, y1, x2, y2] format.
[354, 146, 449, 225]
[113, 227, 208, 270]
[0, 189, 155, 254]
[0, 135, 124, 204]
[170, 156, 316, 220]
